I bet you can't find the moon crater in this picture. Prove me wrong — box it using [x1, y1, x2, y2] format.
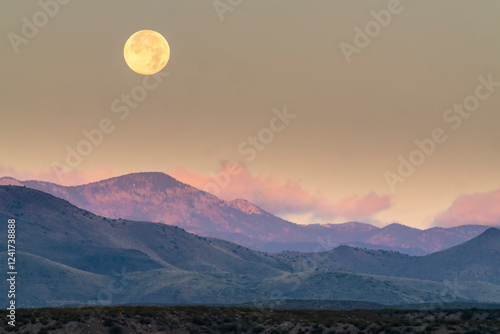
[124, 30, 170, 75]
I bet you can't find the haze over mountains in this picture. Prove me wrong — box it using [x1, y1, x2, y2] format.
[1, 185, 500, 309]
[0, 173, 491, 255]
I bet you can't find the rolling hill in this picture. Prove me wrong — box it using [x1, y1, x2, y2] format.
[274, 227, 500, 285]
[1, 185, 500, 308]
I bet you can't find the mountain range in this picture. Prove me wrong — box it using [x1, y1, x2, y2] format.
[0, 173, 492, 255]
[276, 227, 500, 285]
[1, 185, 500, 308]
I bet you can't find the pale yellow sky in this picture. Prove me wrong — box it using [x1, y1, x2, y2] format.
[1, 0, 500, 228]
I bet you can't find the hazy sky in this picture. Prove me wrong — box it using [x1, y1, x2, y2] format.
[1, 0, 500, 229]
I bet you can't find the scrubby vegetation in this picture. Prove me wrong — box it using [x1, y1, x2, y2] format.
[1, 305, 500, 333]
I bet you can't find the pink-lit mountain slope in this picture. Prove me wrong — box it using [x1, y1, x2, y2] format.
[1, 173, 490, 254]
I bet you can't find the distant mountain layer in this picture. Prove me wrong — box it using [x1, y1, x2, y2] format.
[275, 227, 500, 285]
[1, 185, 500, 308]
[0, 173, 490, 255]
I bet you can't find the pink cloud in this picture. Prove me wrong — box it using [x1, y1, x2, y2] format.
[169, 161, 392, 222]
[433, 189, 500, 227]
[329, 192, 393, 219]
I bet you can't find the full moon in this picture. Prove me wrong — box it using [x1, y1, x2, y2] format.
[123, 30, 170, 75]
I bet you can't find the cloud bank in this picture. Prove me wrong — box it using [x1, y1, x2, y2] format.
[169, 161, 392, 223]
[433, 188, 500, 227]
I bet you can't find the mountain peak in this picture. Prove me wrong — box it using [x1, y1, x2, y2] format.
[333, 221, 379, 230]
[228, 199, 265, 215]
[95, 172, 177, 183]
[431, 227, 500, 256]
[383, 223, 420, 231]
[477, 227, 500, 240]
[0, 177, 23, 186]
[82, 172, 186, 191]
